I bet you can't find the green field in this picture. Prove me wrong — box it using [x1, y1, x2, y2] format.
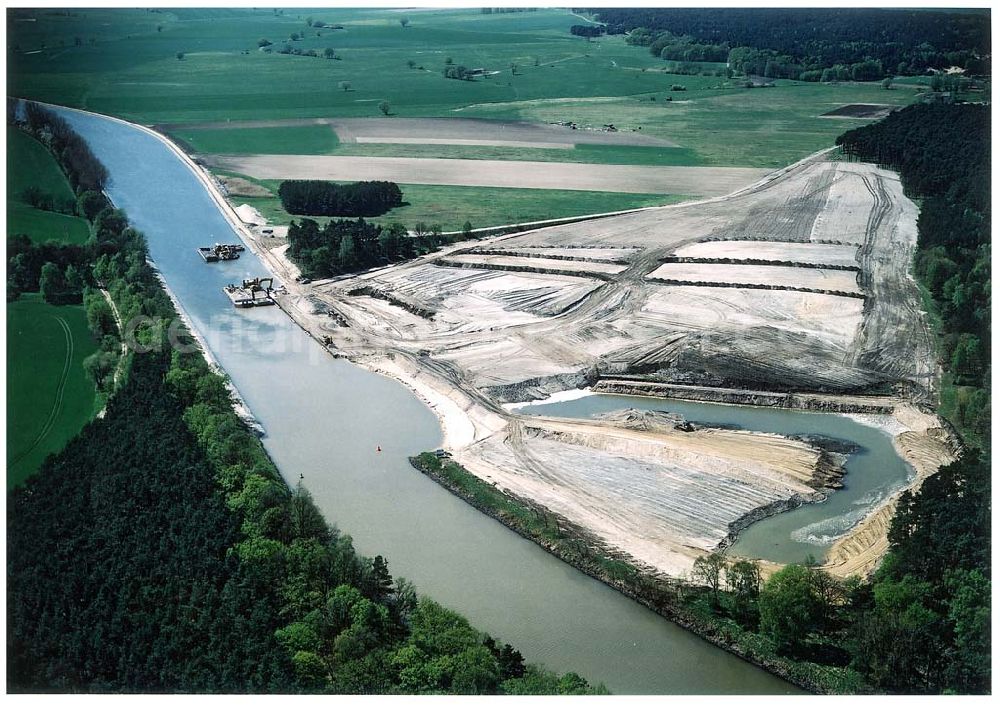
[8, 6, 943, 230]
[8, 127, 78, 198]
[225, 174, 686, 232]
[8, 201, 92, 245]
[177, 134, 705, 166]
[7, 8, 965, 229]
[7, 294, 100, 488]
[9, 7, 932, 168]
[171, 124, 339, 154]
[7, 127, 92, 244]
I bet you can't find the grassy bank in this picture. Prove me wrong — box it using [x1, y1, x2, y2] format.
[409, 452, 867, 694]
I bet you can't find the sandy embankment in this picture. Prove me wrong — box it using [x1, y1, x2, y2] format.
[823, 404, 957, 576]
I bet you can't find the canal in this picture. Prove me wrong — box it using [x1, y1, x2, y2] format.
[56, 105, 805, 694]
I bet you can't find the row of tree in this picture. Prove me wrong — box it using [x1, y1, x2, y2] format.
[569, 24, 605, 40]
[443, 64, 476, 81]
[22, 101, 108, 192]
[286, 217, 451, 279]
[278, 180, 403, 218]
[595, 7, 990, 77]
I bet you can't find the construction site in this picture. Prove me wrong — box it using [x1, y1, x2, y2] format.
[228, 152, 954, 579]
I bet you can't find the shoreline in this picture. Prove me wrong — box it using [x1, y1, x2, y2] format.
[409, 452, 831, 694]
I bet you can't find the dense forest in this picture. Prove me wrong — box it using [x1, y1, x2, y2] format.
[278, 180, 403, 218]
[838, 104, 990, 447]
[7, 104, 604, 694]
[286, 217, 454, 279]
[591, 8, 990, 79]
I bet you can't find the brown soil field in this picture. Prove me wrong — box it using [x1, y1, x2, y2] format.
[203, 154, 769, 195]
[327, 117, 679, 147]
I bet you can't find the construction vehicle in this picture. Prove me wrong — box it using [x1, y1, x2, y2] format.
[224, 276, 276, 307]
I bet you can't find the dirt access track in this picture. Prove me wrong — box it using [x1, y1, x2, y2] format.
[164, 116, 680, 149]
[205, 154, 768, 196]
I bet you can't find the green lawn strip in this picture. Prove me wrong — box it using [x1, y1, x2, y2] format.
[410, 452, 868, 694]
[7, 294, 99, 488]
[224, 178, 686, 232]
[7, 126, 92, 244]
[8, 201, 92, 245]
[169, 124, 339, 154]
[280, 141, 705, 166]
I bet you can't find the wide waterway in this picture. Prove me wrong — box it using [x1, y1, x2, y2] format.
[55, 106, 799, 694]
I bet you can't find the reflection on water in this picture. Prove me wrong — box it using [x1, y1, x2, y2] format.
[52, 106, 797, 694]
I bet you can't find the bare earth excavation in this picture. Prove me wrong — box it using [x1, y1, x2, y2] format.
[207, 148, 954, 580]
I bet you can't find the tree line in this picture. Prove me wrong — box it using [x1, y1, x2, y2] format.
[278, 180, 403, 218]
[676, 103, 991, 694]
[7, 102, 604, 694]
[594, 7, 990, 78]
[286, 217, 452, 279]
[22, 101, 108, 192]
[7, 103, 135, 396]
[570, 24, 605, 40]
[837, 104, 989, 446]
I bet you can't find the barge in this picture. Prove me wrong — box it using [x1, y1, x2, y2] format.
[224, 276, 278, 307]
[198, 243, 245, 262]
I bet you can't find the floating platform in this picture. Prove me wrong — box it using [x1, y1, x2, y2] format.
[224, 285, 276, 307]
[198, 243, 245, 262]
[224, 276, 277, 308]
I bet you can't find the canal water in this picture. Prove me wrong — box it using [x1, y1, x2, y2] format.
[55, 106, 802, 694]
[516, 394, 912, 564]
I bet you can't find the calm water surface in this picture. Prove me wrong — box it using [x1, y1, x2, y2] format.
[56, 106, 799, 694]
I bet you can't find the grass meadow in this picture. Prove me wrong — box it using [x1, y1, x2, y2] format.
[7, 128, 98, 486]
[8, 8, 950, 229]
[10, 7, 927, 169]
[7, 294, 99, 488]
[171, 124, 340, 154]
[7, 127, 92, 244]
[223, 173, 685, 233]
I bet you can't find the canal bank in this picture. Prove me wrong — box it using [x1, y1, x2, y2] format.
[50, 105, 799, 694]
